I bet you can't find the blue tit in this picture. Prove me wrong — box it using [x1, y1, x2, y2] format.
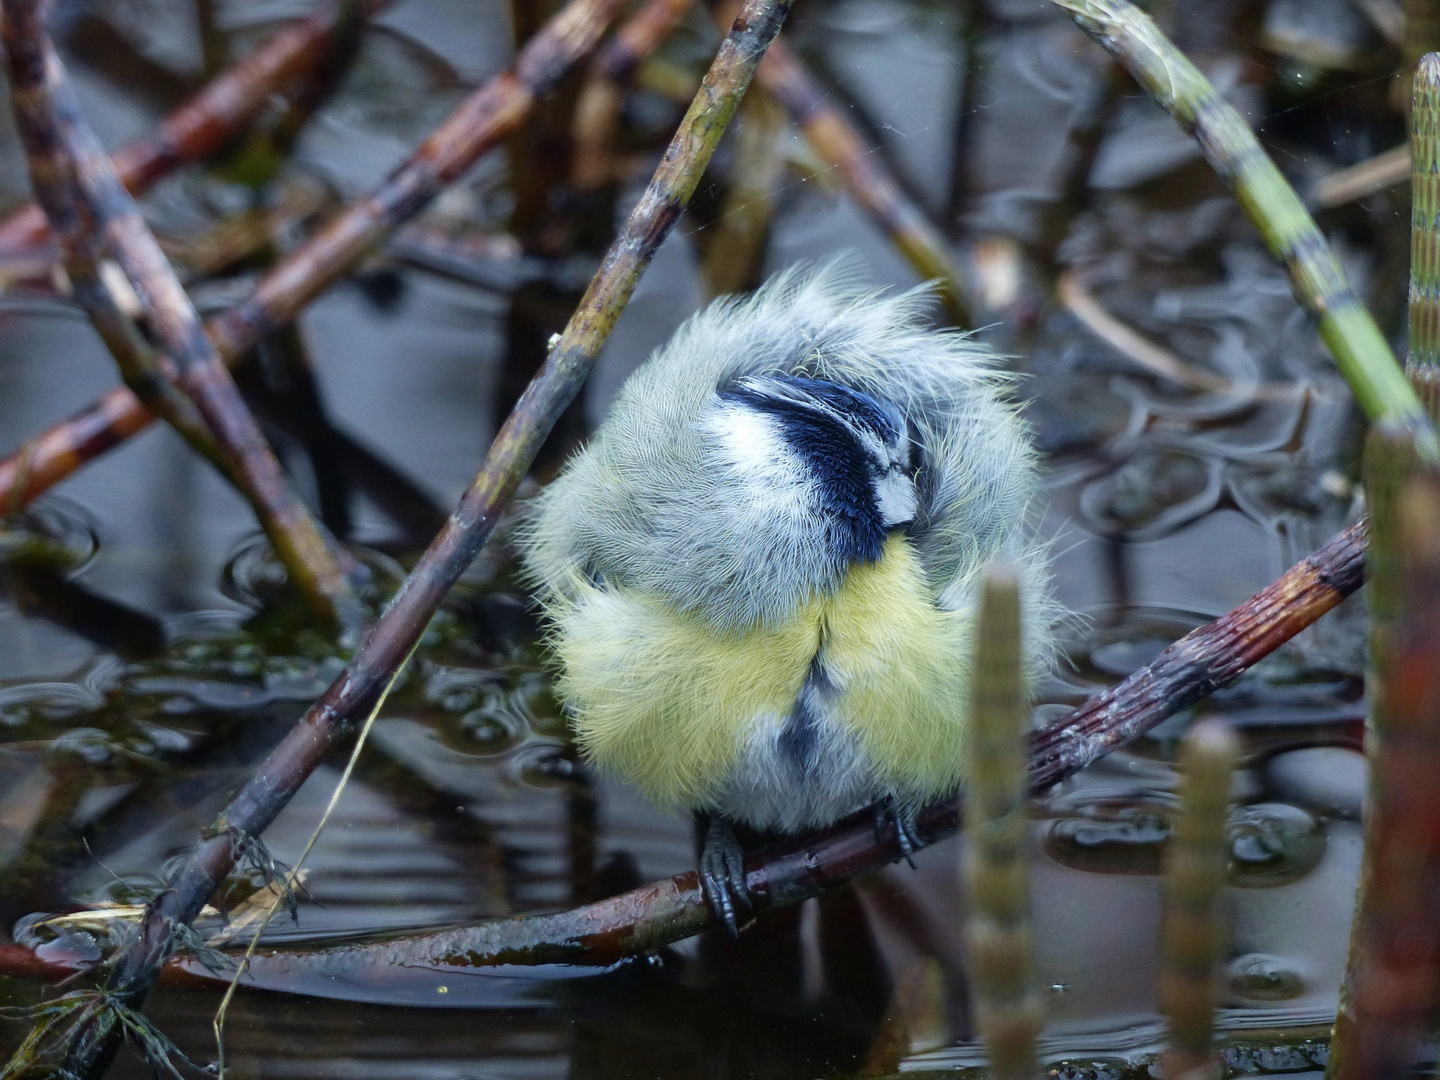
[519, 264, 1056, 933]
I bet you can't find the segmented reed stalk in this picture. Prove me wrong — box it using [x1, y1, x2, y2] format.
[1159, 720, 1238, 1080]
[1329, 53, 1440, 1080]
[1409, 54, 1440, 413]
[964, 563, 1043, 1080]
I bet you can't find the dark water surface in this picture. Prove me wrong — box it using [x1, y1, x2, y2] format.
[0, 0, 1403, 1075]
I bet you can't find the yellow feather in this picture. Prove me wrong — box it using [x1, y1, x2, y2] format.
[823, 535, 972, 801]
[552, 534, 973, 812]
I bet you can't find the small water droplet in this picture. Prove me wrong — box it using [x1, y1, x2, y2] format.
[1227, 953, 1304, 1000]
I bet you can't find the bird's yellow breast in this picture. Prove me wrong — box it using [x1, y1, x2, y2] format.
[552, 535, 974, 812]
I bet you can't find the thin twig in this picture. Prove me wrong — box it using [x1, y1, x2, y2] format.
[148, 517, 1366, 990]
[0, 0, 390, 255]
[212, 645, 415, 1079]
[30, 0, 790, 1074]
[2, 1, 361, 628]
[1053, 0, 1436, 456]
[700, 85, 783, 297]
[570, 0, 694, 191]
[1311, 144, 1408, 209]
[755, 35, 972, 327]
[1057, 269, 1225, 391]
[0, 0, 622, 512]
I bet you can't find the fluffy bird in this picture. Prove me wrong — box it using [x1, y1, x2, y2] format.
[520, 266, 1055, 932]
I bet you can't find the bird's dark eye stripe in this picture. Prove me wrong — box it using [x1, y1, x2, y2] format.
[717, 374, 897, 565]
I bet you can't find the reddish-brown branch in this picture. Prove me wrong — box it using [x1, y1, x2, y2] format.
[0, 1, 389, 256]
[0, 520, 1370, 1002]
[0, 0, 621, 512]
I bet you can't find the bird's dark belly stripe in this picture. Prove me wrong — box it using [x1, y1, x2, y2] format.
[778, 653, 834, 777]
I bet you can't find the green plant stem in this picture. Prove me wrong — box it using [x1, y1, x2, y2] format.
[1159, 720, 1238, 1080]
[1053, 0, 1437, 459]
[1409, 53, 1440, 413]
[963, 564, 1043, 1080]
[1329, 462, 1440, 1080]
[1328, 53, 1440, 1080]
[30, 0, 791, 1074]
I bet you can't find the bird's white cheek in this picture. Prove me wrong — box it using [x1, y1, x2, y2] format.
[875, 471, 917, 528]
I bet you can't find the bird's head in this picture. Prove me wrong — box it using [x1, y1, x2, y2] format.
[701, 374, 918, 567]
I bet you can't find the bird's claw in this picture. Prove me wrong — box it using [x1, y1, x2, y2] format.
[875, 799, 921, 868]
[699, 815, 752, 937]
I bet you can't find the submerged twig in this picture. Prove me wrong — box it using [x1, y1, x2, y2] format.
[963, 565, 1043, 1080]
[148, 519, 1366, 990]
[0, 0, 622, 511]
[755, 35, 972, 327]
[1053, 0, 1436, 455]
[1158, 720, 1238, 1080]
[33, 0, 789, 1074]
[2, 0, 361, 628]
[1057, 269, 1224, 391]
[0, 1, 390, 255]
[1311, 144, 1408, 210]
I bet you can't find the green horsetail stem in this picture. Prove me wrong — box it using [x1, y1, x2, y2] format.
[1054, 0, 1437, 460]
[1328, 51, 1440, 1080]
[1326, 425, 1424, 1080]
[1410, 54, 1440, 413]
[1159, 720, 1238, 1080]
[1397, 0, 1440, 110]
[963, 563, 1043, 1080]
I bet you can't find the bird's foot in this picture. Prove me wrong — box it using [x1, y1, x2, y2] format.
[699, 814, 752, 938]
[874, 799, 921, 868]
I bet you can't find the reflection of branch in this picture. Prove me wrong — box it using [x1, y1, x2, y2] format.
[33, 0, 790, 1074]
[0, 1, 391, 255]
[1058, 269, 1224, 391]
[3, 1, 361, 627]
[0, 0, 621, 513]
[146, 519, 1365, 992]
